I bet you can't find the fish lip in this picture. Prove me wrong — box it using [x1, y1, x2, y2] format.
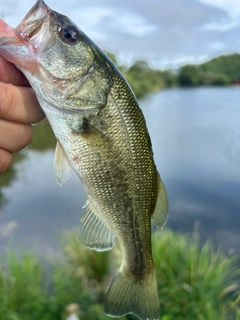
[0, 0, 52, 69]
[14, 0, 50, 43]
[0, 1, 50, 46]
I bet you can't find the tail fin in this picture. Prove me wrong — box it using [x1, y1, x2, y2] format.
[104, 268, 160, 320]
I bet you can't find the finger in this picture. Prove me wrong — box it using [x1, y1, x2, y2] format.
[0, 148, 13, 174]
[0, 119, 33, 153]
[0, 82, 45, 123]
[0, 57, 29, 86]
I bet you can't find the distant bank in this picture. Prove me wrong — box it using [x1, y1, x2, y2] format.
[106, 52, 240, 99]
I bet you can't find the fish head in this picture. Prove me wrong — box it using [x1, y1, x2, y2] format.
[0, 0, 112, 114]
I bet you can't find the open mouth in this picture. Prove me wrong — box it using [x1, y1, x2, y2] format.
[15, 19, 44, 42]
[14, 0, 50, 43]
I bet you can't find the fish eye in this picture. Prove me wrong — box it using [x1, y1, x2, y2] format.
[59, 25, 79, 44]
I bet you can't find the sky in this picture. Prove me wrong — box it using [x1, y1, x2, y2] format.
[1, 0, 240, 69]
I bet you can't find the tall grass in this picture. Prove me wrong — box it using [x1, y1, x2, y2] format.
[0, 229, 239, 320]
[152, 230, 240, 320]
[0, 252, 50, 320]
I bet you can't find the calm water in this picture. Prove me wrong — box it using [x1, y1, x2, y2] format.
[0, 87, 240, 255]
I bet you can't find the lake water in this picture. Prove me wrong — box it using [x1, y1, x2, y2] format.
[0, 87, 240, 256]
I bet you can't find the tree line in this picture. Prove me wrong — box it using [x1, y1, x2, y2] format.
[105, 52, 240, 98]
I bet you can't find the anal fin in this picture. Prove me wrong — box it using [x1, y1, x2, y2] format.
[78, 200, 115, 252]
[151, 172, 169, 228]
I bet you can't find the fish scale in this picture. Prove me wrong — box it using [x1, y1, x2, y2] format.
[91, 69, 157, 276]
[0, 1, 168, 319]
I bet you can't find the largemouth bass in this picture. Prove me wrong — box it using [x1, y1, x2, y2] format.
[0, 1, 168, 319]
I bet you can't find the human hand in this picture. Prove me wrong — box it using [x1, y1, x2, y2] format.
[0, 57, 45, 174]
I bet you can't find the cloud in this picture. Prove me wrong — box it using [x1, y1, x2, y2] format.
[1, 0, 240, 68]
[202, 20, 239, 31]
[199, 0, 240, 18]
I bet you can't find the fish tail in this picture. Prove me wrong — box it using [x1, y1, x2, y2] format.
[104, 267, 160, 320]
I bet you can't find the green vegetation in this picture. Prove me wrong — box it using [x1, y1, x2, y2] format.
[31, 119, 56, 151]
[199, 54, 240, 84]
[105, 51, 177, 99]
[177, 54, 240, 86]
[106, 52, 240, 97]
[0, 230, 239, 320]
[152, 231, 240, 319]
[123, 60, 176, 99]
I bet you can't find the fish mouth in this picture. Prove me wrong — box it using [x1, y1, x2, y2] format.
[0, 0, 50, 45]
[15, 0, 50, 43]
[0, 0, 52, 69]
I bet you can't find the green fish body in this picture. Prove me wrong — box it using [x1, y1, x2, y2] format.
[0, 1, 168, 319]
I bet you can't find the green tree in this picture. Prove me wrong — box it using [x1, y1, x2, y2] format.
[178, 65, 203, 86]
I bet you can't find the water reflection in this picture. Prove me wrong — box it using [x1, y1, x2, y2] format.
[142, 87, 240, 252]
[0, 87, 240, 254]
[0, 150, 85, 254]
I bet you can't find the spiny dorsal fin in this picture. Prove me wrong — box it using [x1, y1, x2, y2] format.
[54, 140, 72, 186]
[151, 173, 169, 228]
[78, 200, 115, 252]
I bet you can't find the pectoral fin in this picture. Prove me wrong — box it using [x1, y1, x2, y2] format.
[54, 141, 72, 186]
[78, 200, 115, 251]
[151, 173, 169, 228]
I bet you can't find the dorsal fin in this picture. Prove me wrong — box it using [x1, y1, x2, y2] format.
[151, 173, 169, 228]
[78, 200, 115, 251]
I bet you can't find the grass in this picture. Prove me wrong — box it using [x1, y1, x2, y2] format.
[0, 229, 239, 320]
[0, 252, 50, 320]
[152, 230, 240, 320]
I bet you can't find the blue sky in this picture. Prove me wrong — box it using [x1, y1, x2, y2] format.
[1, 0, 240, 69]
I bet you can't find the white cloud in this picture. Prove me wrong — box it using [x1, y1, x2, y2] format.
[115, 13, 157, 37]
[202, 20, 239, 31]
[72, 6, 157, 38]
[1, 0, 240, 68]
[199, 0, 240, 17]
